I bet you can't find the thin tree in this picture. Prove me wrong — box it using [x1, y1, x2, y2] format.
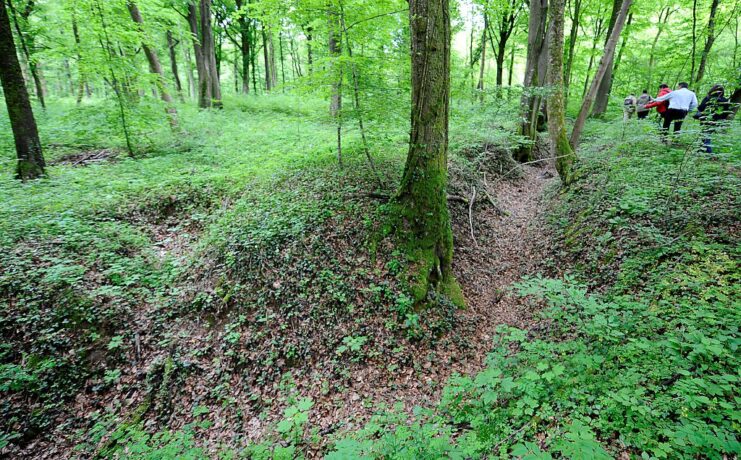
[0, 0, 44, 179]
[570, 0, 632, 149]
[201, 0, 222, 107]
[328, 2, 341, 117]
[166, 30, 185, 101]
[392, 0, 461, 305]
[477, 12, 487, 101]
[126, 1, 178, 127]
[694, 0, 721, 84]
[71, 12, 85, 104]
[647, 5, 673, 90]
[515, 0, 548, 162]
[6, 0, 44, 109]
[564, 0, 581, 103]
[591, 0, 626, 117]
[547, 0, 576, 183]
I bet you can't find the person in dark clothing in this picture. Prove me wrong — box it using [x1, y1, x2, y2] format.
[695, 84, 732, 153]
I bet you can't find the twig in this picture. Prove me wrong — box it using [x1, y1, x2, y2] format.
[469, 186, 479, 248]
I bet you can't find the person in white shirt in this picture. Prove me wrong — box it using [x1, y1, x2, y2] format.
[652, 82, 698, 139]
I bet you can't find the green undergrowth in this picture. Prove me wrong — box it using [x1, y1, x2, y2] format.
[321, 120, 741, 459]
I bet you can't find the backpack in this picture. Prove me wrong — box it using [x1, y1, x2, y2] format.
[637, 94, 651, 109]
[624, 96, 636, 112]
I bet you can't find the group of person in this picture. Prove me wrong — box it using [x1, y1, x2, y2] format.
[622, 82, 733, 152]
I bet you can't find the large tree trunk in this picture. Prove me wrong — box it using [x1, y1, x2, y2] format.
[201, 0, 222, 108]
[166, 30, 184, 101]
[547, 0, 576, 184]
[394, 0, 460, 306]
[7, 0, 44, 109]
[564, 0, 581, 104]
[188, 1, 211, 108]
[591, 0, 624, 117]
[694, 0, 720, 84]
[516, 0, 548, 162]
[126, 1, 178, 126]
[571, 0, 632, 148]
[328, 4, 342, 117]
[0, 0, 44, 179]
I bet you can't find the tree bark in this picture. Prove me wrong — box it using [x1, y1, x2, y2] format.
[591, 0, 623, 117]
[547, 0, 576, 184]
[304, 25, 313, 74]
[516, 0, 548, 162]
[571, 0, 632, 149]
[201, 0, 222, 107]
[0, 0, 44, 179]
[694, 0, 720, 84]
[166, 30, 184, 101]
[261, 24, 271, 91]
[612, 12, 632, 75]
[187, 1, 211, 108]
[72, 14, 85, 104]
[690, 0, 697, 82]
[394, 0, 460, 305]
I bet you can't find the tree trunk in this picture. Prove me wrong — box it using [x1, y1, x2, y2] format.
[612, 12, 632, 75]
[304, 25, 313, 74]
[516, 0, 548, 162]
[476, 14, 487, 101]
[507, 41, 515, 86]
[184, 44, 196, 98]
[547, 0, 576, 184]
[329, 4, 342, 117]
[261, 24, 271, 91]
[201, 0, 222, 107]
[591, 0, 623, 117]
[188, 1, 211, 108]
[235, 0, 250, 93]
[690, 0, 697, 82]
[7, 0, 44, 109]
[166, 30, 184, 101]
[393, 0, 461, 306]
[582, 17, 603, 99]
[0, 0, 44, 179]
[72, 15, 85, 104]
[647, 6, 671, 90]
[126, 1, 178, 126]
[571, 0, 632, 149]
[564, 0, 581, 104]
[694, 0, 720, 84]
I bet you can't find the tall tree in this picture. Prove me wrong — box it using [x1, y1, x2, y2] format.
[647, 5, 673, 90]
[166, 30, 184, 101]
[571, 0, 632, 148]
[694, 0, 721, 84]
[126, 1, 178, 126]
[515, 0, 548, 162]
[201, 0, 222, 107]
[235, 0, 250, 93]
[0, 0, 44, 179]
[547, 0, 576, 183]
[328, 3, 341, 117]
[477, 13, 487, 100]
[563, 0, 581, 104]
[187, 1, 210, 108]
[591, 0, 625, 117]
[6, 0, 44, 109]
[393, 0, 461, 305]
[486, 0, 524, 87]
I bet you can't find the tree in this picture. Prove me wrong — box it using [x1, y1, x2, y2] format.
[0, 0, 44, 179]
[392, 0, 461, 306]
[515, 0, 548, 162]
[563, 0, 581, 103]
[126, 1, 178, 126]
[166, 30, 184, 101]
[485, 0, 524, 87]
[694, 0, 721, 84]
[328, 2, 341, 117]
[547, 0, 576, 183]
[477, 12, 487, 100]
[570, 0, 632, 149]
[200, 0, 222, 107]
[591, 0, 625, 117]
[6, 0, 45, 109]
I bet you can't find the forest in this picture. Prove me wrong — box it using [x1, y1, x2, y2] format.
[0, 0, 739, 457]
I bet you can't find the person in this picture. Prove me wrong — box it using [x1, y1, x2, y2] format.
[644, 84, 672, 125]
[623, 93, 638, 122]
[694, 84, 732, 153]
[647, 82, 698, 140]
[636, 89, 653, 119]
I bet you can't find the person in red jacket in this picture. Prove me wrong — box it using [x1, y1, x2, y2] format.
[644, 84, 672, 119]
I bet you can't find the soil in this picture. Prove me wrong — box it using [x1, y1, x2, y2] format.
[14, 163, 558, 459]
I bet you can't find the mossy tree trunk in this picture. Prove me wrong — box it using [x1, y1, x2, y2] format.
[547, 0, 577, 184]
[393, 0, 462, 306]
[0, 0, 44, 180]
